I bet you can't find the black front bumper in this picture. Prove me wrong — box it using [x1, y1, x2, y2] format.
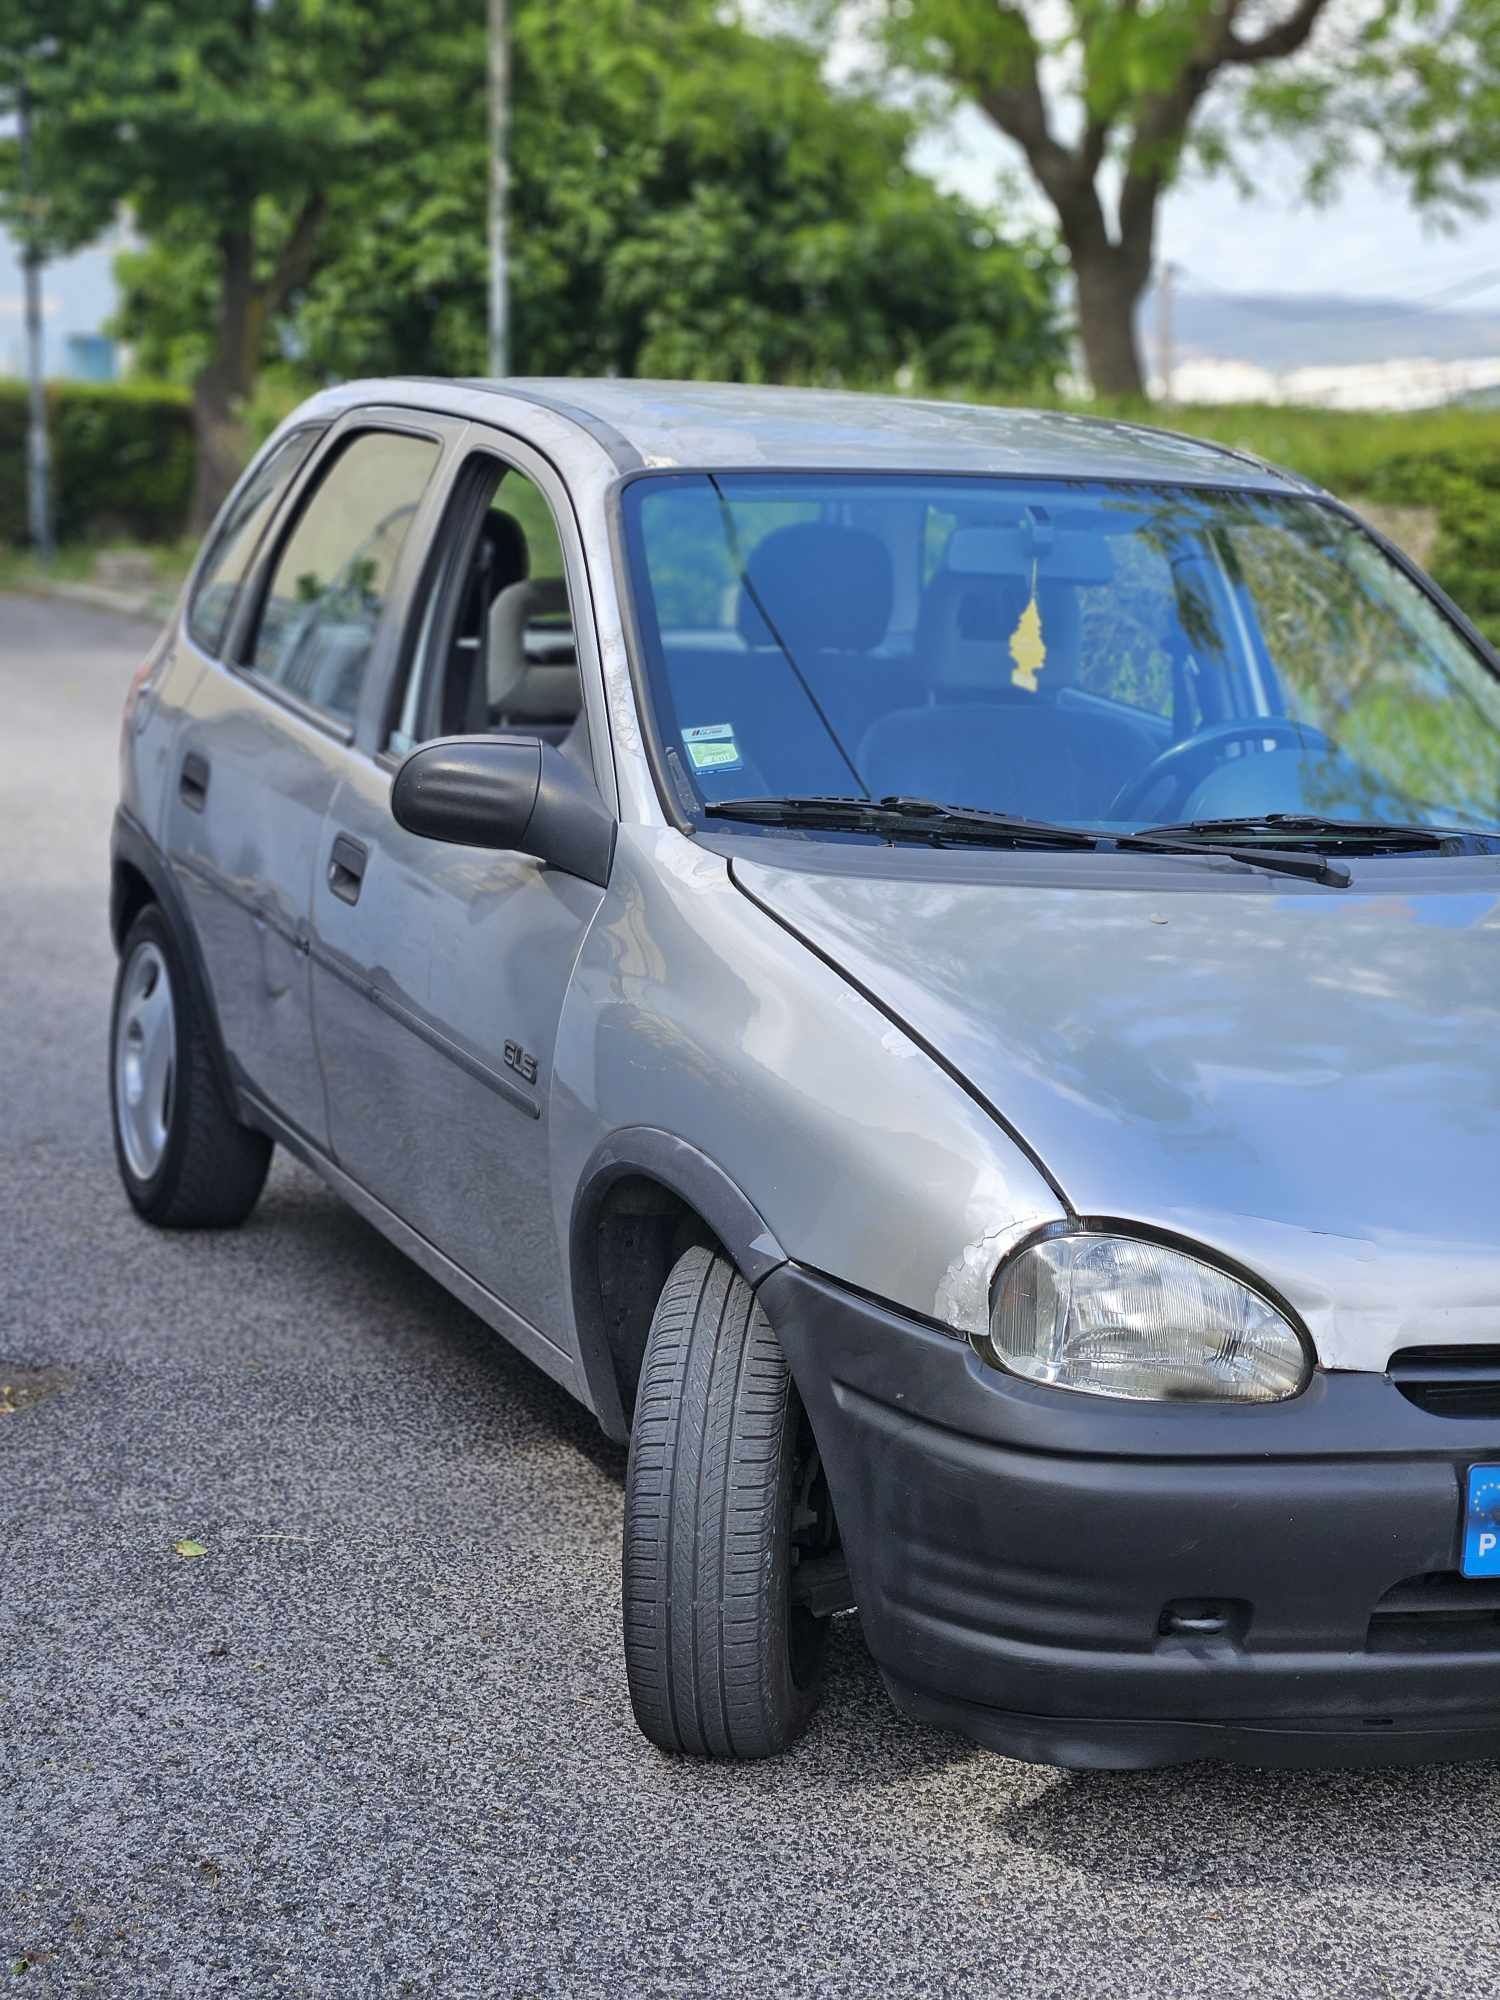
[762, 1265, 1500, 1770]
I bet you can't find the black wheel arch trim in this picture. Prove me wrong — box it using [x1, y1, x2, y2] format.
[110, 808, 241, 1118]
[569, 1127, 788, 1441]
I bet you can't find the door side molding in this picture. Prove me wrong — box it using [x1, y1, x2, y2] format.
[242, 1085, 584, 1405]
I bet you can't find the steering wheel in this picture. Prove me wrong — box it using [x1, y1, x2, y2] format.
[1109, 718, 1338, 821]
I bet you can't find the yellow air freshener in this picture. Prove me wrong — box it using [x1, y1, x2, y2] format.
[1009, 564, 1046, 693]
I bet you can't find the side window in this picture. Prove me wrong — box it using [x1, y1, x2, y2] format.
[248, 430, 440, 726]
[391, 459, 581, 752]
[185, 427, 322, 658]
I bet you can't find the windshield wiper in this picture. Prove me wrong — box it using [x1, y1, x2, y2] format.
[1138, 813, 1477, 854]
[703, 795, 1100, 849]
[703, 795, 1348, 883]
[1117, 827, 1351, 887]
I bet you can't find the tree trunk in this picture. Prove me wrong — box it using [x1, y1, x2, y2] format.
[188, 227, 262, 534]
[1071, 244, 1149, 400]
[189, 368, 253, 535]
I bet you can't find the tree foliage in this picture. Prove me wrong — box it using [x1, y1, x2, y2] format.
[856, 0, 1500, 396]
[3, 0, 1062, 526]
[2, 0, 482, 523]
[113, 0, 1063, 403]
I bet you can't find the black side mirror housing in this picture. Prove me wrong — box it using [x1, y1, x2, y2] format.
[391, 736, 615, 887]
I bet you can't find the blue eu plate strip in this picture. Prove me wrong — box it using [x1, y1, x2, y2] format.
[1462, 1465, 1500, 1578]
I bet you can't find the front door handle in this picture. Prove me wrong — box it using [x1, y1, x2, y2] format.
[179, 752, 210, 811]
[327, 833, 369, 905]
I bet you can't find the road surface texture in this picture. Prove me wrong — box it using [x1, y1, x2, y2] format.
[3, 594, 1497, 2000]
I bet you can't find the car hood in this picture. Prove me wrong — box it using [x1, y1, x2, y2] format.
[733, 853, 1500, 1370]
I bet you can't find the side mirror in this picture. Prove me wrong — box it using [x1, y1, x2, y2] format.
[391, 736, 615, 887]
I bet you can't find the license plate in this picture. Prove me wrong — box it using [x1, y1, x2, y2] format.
[1462, 1465, 1500, 1577]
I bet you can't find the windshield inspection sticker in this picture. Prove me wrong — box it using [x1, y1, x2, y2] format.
[683, 723, 744, 773]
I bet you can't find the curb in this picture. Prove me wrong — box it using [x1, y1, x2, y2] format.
[12, 576, 176, 624]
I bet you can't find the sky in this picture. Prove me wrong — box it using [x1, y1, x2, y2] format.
[0, 228, 123, 376]
[915, 102, 1500, 308]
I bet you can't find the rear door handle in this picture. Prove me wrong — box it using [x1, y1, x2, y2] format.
[327, 833, 369, 905]
[179, 752, 210, 811]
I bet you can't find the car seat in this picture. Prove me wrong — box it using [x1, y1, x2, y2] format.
[488, 575, 578, 737]
[861, 526, 1156, 819]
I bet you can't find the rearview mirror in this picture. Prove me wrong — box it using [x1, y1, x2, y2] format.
[391, 736, 615, 887]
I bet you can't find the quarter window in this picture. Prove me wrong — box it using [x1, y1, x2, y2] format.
[185, 427, 322, 658]
[248, 430, 439, 725]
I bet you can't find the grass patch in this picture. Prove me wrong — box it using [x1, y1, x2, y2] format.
[0, 537, 195, 606]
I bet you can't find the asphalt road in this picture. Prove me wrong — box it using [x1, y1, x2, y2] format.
[3, 592, 1499, 2000]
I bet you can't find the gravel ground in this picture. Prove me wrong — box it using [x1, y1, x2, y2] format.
[3, 594, 1499, 2000]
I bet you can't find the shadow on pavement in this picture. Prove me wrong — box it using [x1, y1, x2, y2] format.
[236, 1159, 992, 1779]
[995, 1745, 1500, 1889]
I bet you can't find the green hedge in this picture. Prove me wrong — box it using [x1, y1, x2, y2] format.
[1060, 401, 1500, 646]
[0, 379, 194, 546]
[1363, 446, 1500, 645]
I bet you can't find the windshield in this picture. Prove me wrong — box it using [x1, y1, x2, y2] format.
[620, 473, 1500, 841]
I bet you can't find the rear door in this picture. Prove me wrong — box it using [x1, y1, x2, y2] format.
[309, 430, 612, 1350]
[163, 413, 452, 1144]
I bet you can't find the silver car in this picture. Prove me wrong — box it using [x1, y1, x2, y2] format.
[111, 379, 1500, 1769]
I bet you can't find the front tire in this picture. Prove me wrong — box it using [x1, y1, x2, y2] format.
[623, 1246, 830, 1759]
[110, 905, 272, 1228]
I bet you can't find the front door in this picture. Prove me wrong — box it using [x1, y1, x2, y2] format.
[166, 420, 446, 1144]
[310, 441, 610, 1344]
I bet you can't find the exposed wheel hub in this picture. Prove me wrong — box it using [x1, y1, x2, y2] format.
[114, 940, 176, 1181]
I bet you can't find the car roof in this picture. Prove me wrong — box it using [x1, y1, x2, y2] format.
[305, 376, 1312, 492]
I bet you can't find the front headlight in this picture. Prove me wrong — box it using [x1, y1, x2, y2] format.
[982, 1232, 1310, 1404]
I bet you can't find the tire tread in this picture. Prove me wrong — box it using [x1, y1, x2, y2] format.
[623, 1245, 825, 1760]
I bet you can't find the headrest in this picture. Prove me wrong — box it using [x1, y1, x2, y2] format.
[736, 523, 893, 653]
[480, 509, 530, 593]
[917, 571, 1088, 696]
[918, 570, 1031, 694]
[489, 576, 575, 716]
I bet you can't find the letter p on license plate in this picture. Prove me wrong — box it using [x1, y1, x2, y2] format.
[1462, 1465, 1500, 1577]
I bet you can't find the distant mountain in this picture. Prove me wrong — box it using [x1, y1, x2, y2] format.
[1140, 285, 1500, 370]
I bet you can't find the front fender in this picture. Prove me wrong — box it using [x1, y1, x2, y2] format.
[550, 826, 1066, 1411]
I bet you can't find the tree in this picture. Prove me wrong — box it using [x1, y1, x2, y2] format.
[0, 2, 63, 556]
[113, 0, 1063, 408]
[859, 0, 1500, 397]
[2, 0, 474, 528]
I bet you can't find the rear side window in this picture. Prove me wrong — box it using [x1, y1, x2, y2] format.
[185, 428, 322, 658]
[247, 430, 439, 726]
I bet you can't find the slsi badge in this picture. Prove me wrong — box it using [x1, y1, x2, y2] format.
[504, 1041, 539, 1085]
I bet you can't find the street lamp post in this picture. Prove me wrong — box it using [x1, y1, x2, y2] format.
[16, 75, 53, 560]
[487, 0, 509, 379]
